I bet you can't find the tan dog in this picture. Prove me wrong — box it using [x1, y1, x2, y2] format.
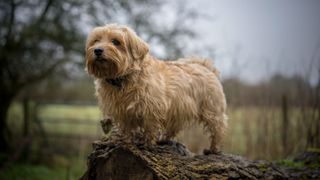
[85, 24, 227, 154]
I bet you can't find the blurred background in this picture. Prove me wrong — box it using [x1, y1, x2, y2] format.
[0, 0, 319, 179]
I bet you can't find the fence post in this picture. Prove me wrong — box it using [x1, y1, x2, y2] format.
[33, 102, 49, 146]
[281, 94, 289, 155]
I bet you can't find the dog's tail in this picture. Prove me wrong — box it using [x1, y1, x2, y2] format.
[180, 57, 220, 77]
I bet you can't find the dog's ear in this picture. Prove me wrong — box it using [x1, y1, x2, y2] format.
[122, 27, 149, 60]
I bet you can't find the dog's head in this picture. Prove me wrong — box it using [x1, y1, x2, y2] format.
[85, 24, 149, 78]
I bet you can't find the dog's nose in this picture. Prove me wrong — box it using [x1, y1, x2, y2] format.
[94, 48, 103, 56]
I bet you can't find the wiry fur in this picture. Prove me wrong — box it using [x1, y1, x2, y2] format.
[85, 24, 228, 153]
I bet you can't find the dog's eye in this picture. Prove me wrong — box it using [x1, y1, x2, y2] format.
[111, 39, 121, 46]
[93, 39, 100, 43]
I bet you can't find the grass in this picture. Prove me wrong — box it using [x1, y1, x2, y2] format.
[38, 104, 100, 121]
[7, 102, 311, 159]
[276, 159, 305, 168]
[0, 163, 67, 180]
[38, 104, 102, 136]
[0, 157, 86, 180]
[8, 102, 103, 136]
[4, 102, 98, 179]
[178, 106, 313, 160]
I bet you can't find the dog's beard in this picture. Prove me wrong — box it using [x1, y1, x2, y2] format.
[85, 46, 124, 78]
[85, 45, 132, 79]
[87, 59, 118, 78]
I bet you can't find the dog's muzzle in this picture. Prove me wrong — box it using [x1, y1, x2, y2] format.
[94, 48, 104, 57]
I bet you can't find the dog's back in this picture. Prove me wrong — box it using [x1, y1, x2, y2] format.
[173, 57, 220, 77]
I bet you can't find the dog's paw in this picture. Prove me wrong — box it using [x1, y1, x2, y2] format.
[203, 148, 222, 155]
[157, 140, 191, 156]
[156, 139, 174, 146]
[133, 137, 146, 147]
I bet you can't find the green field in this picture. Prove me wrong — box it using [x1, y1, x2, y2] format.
[2, 102, 314, 179]
[7, 102, 310, 158]
[4, 102, 103, 179]
[7, 102, 103, 136]
[0, 158, 85, 180]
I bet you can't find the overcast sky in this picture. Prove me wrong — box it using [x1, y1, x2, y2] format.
[185, 0, 320, 85]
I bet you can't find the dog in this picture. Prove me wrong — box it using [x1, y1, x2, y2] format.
[85, 24, 228, 154]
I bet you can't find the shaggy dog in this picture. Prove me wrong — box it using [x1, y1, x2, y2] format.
[85, 24, 227, 154]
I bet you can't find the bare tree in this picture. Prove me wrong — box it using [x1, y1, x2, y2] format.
[0, 0, 84, 152]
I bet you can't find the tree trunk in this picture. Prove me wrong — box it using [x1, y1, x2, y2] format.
[0, 92, 14, 153]
[80, 134, 300, 180]
[22, 97, 31, 160]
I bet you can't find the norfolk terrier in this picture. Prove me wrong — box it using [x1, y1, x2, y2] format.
[85, 24, 227, 154]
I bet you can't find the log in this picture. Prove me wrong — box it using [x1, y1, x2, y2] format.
[80, 133, 299, 180]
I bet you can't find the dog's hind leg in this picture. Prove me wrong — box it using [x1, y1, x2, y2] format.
[200, 106, 228, 155]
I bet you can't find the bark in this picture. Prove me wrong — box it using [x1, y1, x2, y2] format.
[80, 134, 303, 180]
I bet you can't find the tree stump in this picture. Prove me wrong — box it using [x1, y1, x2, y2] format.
[80, 134, 297, 180]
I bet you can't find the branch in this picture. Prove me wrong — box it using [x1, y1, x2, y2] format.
[36, 0, 53, 25]
[17, 58, 66, 89]
[5, 0, 16, 45]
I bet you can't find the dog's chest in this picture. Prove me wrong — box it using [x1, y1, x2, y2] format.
[96, 79, 168, 122]
[96, 83, 141, 118]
